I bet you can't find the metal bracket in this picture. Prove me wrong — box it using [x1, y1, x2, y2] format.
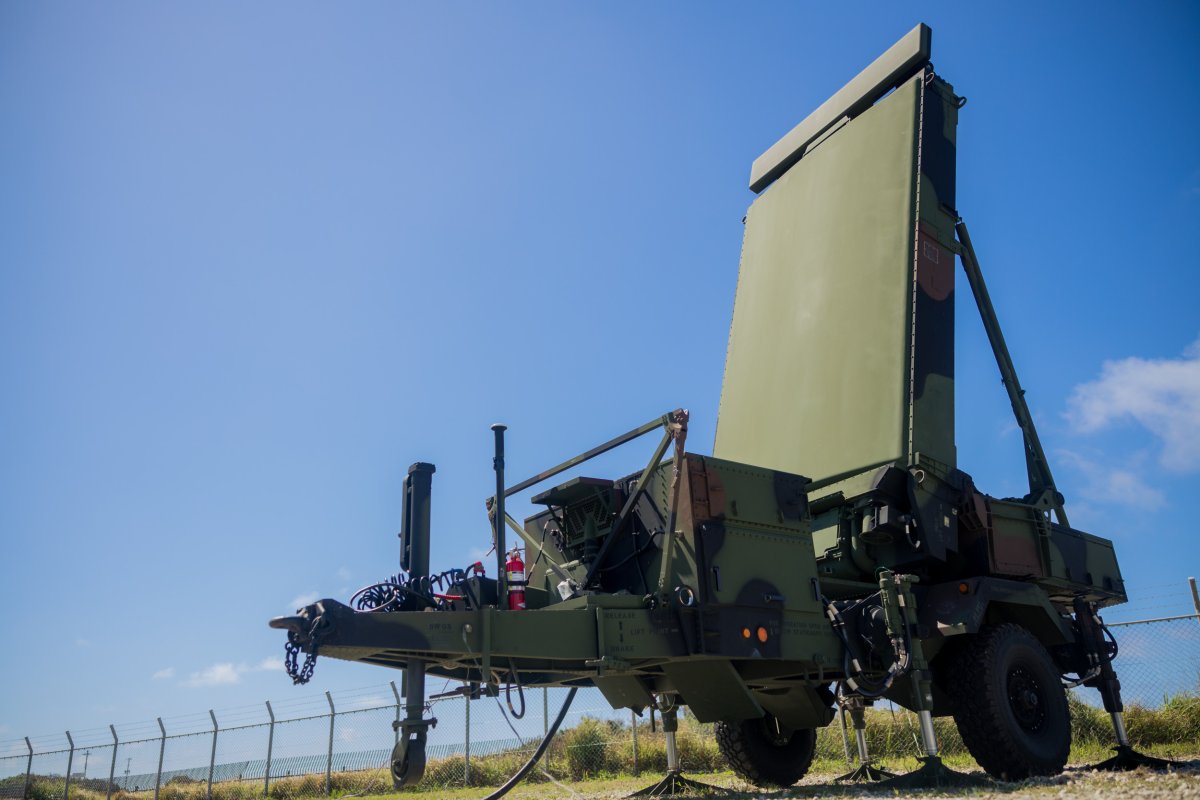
[585, 655, 633, 672]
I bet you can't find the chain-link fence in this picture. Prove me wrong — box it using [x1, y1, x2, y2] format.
[3, 588, 1198, 799]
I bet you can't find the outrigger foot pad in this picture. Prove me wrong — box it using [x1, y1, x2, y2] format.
[874, 756, 991, 789]
[625, 770, 731, 797]
[834, 762, 897, 782]
[1090, 745, 1181, 772]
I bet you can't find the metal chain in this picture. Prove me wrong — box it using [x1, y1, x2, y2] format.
[284, 627, 319, 685]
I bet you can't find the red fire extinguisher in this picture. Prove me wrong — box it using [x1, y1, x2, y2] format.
[506, 548, 526, 610]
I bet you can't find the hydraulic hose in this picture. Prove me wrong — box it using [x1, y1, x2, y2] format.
[481, 687, 578, 800]
[823, 593, 912, 699]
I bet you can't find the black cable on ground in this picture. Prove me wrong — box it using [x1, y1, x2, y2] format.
[481, 687, 578, 800]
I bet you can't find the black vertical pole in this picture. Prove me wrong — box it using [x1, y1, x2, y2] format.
[400, 462, 434, 722]
[492, 424, 507, 609]
[390, 463, 438, 787]
[400, 463, 435, 575]
[392, 462, 437, 787]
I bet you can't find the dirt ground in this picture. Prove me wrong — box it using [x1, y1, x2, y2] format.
[432, 757, 1200, 800]
[762, 763, 1200, 800]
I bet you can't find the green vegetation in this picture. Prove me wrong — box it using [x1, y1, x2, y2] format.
[6, 693, 1197, 800]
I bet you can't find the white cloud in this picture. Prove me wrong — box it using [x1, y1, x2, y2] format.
[152, 667, 175, 680]
[75, 638, 90, 648]
[336, 566, 352, 581]
[1066, 338, 1200, 472]
[289, 592, 320, 610]
[1057, 450, 1166, 512]
[184, 663, 243, 687]
[182, 657, 283, 686]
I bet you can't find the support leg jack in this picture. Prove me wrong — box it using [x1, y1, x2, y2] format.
[868, 585, 990, 791]
[627, 770, 728, 798]
[1088, 713, 1181, 771]
[1072, 601, 1183, 773]
[836, 763, 897, 783]
[627, 708, 730, 798]
[833, 696, 896, 783]
[875, 711, 990, 790]
[1090, 744, 1180, 772]
[876, 755, 990, 789]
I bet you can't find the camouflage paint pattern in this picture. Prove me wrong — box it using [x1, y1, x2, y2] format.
[715, 67, 960, 483]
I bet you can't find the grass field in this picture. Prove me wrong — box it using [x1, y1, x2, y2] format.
[10, 692, 1199, 800]
[12, 753, 1200, 800]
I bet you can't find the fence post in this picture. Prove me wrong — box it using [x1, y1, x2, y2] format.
[630, 710, 639, 776]
[542, 688, 549, 772]
[324, 691, 335, 796]
[463, 688, 470, 786]
[64, 731, 74, 800]
[263, 702, 275, 798]
[107, 726, 118, 800]
[153, 718, 165, 800]
[1190, 576, 1199, 618]
[837, 704, 852, 766]
[23, 737, 32, 800]
[389, 681, 401, 747]
[207, 711, 218, 800]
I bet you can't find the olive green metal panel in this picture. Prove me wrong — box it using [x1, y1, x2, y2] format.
[662, 659, 764, 722]
[716, 75, 921, 481]
[749, 23, 931, 193]
[754, 684, 837, 730]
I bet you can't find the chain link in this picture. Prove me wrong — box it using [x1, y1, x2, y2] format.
[285, 629, 319, 685]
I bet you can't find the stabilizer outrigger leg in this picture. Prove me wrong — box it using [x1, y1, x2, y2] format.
[872, 575, 990, 790]
[833, 696, 896, 783]
[627, 706, 730, 798]
[1072, 599, 1181, 772]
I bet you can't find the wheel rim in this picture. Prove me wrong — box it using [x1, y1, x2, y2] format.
[1006, 664, 1047, 733]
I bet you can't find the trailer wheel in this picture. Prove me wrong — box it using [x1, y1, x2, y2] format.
[948, 623, 1071, 780]
[715, 715, 815, 787]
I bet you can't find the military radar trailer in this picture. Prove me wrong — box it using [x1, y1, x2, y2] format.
[271, 23, 1160, 790]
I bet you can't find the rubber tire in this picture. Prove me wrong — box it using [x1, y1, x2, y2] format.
[947, 623, 1071, 781]
[715, 715, 816, 788]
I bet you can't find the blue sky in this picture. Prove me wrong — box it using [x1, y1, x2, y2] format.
[2, 2, 1198, 749]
